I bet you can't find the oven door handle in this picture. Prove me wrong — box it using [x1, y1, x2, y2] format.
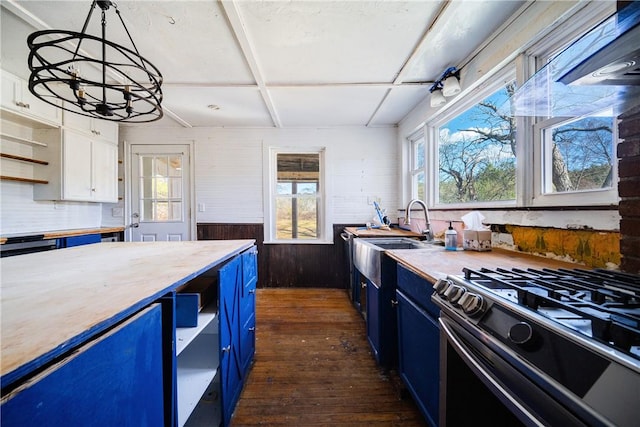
[439, 317, 545, 427]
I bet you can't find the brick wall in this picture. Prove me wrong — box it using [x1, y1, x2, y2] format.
[618, 104, 640, 273]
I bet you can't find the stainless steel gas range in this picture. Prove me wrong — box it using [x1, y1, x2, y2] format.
[432, 267, 640, 427]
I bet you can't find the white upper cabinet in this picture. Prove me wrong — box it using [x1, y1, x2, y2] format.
[33, 128, 118, 203]
[63, 110, 118, 143]
[0, 70, 62, 127]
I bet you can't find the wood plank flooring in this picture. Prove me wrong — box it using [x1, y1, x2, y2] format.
[230, 288, 427, 426]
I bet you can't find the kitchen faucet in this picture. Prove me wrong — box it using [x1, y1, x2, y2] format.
[404, 199, 433, 241]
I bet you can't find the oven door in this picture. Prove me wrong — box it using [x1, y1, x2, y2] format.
[438, 314, 604, 427]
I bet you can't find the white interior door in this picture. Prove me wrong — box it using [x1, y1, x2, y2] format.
[129, 144, 191, 241]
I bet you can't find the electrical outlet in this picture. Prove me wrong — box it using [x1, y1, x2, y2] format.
[198, 203, 206, 212]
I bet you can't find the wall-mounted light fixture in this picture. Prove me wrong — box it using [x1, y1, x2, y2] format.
[27, 0, 163, 123]
[429, 67, 461, 108]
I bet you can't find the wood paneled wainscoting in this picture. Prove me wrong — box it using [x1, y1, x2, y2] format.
[230, 288, 427, 426]
[198, 224, 360, 288]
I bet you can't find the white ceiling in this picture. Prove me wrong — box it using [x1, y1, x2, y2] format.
[1, 0, 525, 128]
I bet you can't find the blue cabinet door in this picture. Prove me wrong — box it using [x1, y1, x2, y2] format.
[366, 277, 382, 363]
[397, 289, 439, 427]
[1, 304, 165, 427]
[240, 249, 257, 374]
[219, 255, 243, 427]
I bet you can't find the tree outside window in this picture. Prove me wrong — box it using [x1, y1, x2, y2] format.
[437, 83, 517, 204]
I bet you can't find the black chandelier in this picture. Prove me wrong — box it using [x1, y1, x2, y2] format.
[27, 0, 163, 123]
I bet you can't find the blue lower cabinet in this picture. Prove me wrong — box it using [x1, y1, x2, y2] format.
[1, 304, 165, 426]
[59, 233, 102, 248]
[396, 265, 440, 427]
[219, 251, 257, 427]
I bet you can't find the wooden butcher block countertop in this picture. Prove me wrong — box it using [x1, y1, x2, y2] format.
[387, 247, 585, 284]
[0, 240, 254, 385]
[344, 226, 423, 238]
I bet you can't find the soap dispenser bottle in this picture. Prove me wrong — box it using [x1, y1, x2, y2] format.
[445, 221, 457, 251]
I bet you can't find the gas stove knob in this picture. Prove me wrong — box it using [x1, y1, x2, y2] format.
[459, 292, 484, 316]
[433, 279, 450, 295]
[508, 322, 533, 345]
[443, 284, 465, 304]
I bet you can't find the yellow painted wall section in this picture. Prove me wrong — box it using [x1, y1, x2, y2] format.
[506, 225, 620, 269]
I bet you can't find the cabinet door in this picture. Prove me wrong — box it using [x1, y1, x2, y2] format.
[0, 70, 61, 126]
[91, 118, 118, 142]
[397, 290, 439, 427]
[1, 304, 165, 427]
[0, 71, 21, 114]
[20, 84, 62, 125]
[366, 277, 382, 363]
[219, 256, 243, 427]
[240, 249, 257, 373]
[63, 111, 118, 143]
[92, 139, 118, 202]
[62, 129, 93, 200]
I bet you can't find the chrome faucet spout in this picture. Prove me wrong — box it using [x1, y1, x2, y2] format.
[404, 198, 433, 241]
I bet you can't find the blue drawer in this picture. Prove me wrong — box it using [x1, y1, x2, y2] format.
[396, 264, 439, 318]
[61, 234, 102, 248]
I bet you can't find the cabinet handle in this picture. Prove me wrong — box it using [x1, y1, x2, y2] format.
[24, 103, 30, 109]
[222, 345, 231, 353]
[249, 327, 256, 332]
[91, 188, 96, 192]
[391, 300, 398, 307]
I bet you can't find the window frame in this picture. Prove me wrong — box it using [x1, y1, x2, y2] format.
[425, 66, 518, 210]
[408, 130, 426, 202]
[405, 3, 619, 211]
[526, 2, 619, 207]
[263, 146, 330, 244]
[531, 113, 619, 207]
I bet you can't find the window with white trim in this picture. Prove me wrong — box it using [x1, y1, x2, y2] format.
[430, 71, 517, 207]
[409, 132, 426, 201]
[529, 3, 619, 207]
[406, 4, 619, 209]
[265, 148, 328, 243]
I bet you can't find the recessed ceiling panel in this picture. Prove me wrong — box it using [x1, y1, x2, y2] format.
[161, 86, 274, 127]
[403, 0, 526, 83]
[370, 85, 431, 126]
[269, 86, 389, 127]
[238, 1, 442, 84]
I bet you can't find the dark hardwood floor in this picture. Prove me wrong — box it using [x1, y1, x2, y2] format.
[230, 288, 427, 426]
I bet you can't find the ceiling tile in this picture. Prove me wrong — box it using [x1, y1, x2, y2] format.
[238, 1, 442, 84]
[269, 86, 388, 127]
[370, 85, 431, 126]
[403, 1, 525, 82]
[161, 86, 274, 127]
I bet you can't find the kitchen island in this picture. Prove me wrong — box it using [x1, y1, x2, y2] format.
[1, 240, 257, 426]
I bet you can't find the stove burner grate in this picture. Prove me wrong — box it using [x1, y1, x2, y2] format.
[462, 267, 640, 355]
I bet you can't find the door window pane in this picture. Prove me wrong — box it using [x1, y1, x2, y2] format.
[139, 155, 183, 222]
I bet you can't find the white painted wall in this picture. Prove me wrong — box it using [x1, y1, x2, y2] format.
[120, 125, 399, 226]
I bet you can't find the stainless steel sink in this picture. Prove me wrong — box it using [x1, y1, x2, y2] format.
[353, 238, 438, 286]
